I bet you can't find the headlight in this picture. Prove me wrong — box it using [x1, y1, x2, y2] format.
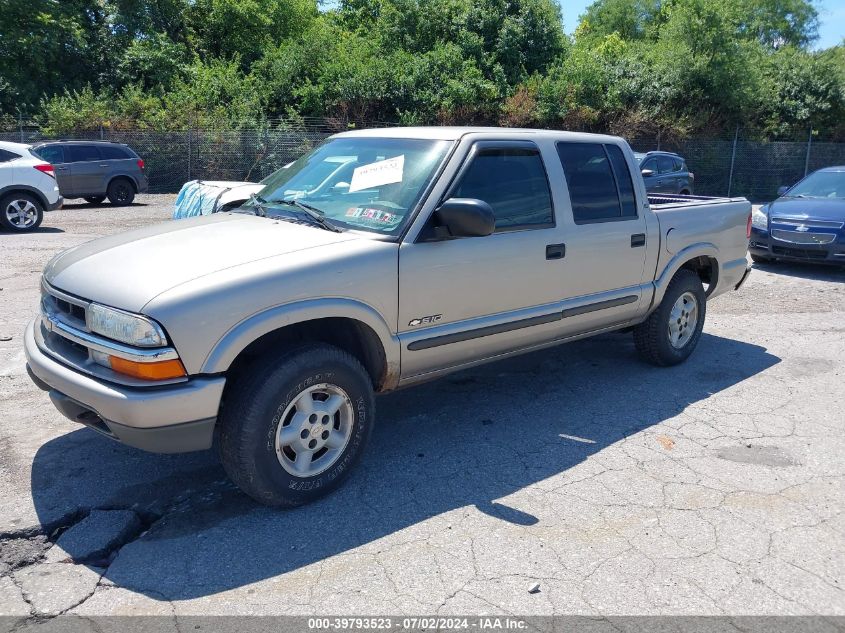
[88, 304, 167, 347]
[751, 206, 768, 230]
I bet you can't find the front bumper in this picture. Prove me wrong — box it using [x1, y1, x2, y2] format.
[24, 319, 225, 453]
[750, 228, 845, 265]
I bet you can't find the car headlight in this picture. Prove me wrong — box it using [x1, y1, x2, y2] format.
[88, 303, 167, 347]
[751, 206, 768, 230]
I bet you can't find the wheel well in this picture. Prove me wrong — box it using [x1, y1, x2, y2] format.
[226, 317, 388, 391]
[0, 187, 48, 209]
[108, 175, 137, 192]
[680, 256, 718, 295]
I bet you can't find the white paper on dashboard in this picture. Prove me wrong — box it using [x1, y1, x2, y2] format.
[349, 155, 405, 193]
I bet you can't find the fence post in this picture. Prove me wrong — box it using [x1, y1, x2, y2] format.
[803, 127, 813, 177]
[99, 123, 104, 140]
[727, 125, 739, 197]
[18, 111, 23, 143]
[187, 127, 192, 181]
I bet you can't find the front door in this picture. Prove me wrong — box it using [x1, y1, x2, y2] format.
[398, 141, 570, 378]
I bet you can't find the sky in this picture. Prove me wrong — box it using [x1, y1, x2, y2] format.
[558, 0, 845, 49]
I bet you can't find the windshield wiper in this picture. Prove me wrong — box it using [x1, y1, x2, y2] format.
[272, 199, 343, 232]
[247, 193, 268, 217]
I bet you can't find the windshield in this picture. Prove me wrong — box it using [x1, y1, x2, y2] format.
[252, 137, 453, 236]
[783, 170, 845, 199]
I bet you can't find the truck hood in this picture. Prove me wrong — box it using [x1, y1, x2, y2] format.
[766, 197, 845, 222]
[44, 213, 360, 313]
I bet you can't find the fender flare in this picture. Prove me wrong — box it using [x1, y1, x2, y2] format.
[0, 184, 49, 210]
[651, 242, 719, 308]
[201, 297, 400, 385]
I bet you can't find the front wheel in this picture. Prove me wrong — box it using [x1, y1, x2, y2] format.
[217, 344, 375, 507]
[634, 269, 706, 366]
[750, 253, 772, 264]
[0, 193, 44, 232]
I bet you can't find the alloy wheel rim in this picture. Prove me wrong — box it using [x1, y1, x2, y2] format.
[5, 199, 38, 228]
[274, 383, 354, 477]
[668, 291, 698, 349]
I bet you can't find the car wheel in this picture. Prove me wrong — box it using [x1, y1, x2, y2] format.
[218, 343, 375, 507]
[633, 269, 706, 366]
[679, 189, 691, 195]
[107, 179, 135, 206]
[0, 193, 44, 232]
[750, 253, 773, 264]
[84, 196, 106, 205]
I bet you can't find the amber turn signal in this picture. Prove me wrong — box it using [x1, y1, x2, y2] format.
[108, 356, 187, 380]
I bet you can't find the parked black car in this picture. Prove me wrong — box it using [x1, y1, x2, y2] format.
[29, 141, 148, 206]
[634, 151, 694, 195]
[749, 166, 845, 266]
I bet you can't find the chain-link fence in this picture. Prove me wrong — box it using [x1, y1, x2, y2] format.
[2, 119, 844, 201]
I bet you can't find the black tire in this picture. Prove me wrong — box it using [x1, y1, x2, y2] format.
[634, 268, 706, 366]
[0, 192, 44, 232]
[106, 178, 135, 206]
[679, 189, 691, 195]
[218, 343, 375, 507]
[750, 253, 772, 264]
[84, 196, 106, 205]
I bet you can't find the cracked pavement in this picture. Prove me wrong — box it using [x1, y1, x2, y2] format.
[0, 197, 843, 620]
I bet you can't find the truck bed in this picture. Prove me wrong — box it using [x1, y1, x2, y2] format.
[648, 193, 742, 209]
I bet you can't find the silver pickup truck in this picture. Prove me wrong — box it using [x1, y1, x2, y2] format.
[25, 127, 752, 506]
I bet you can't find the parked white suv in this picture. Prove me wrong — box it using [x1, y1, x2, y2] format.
[0, 141, 63, 232]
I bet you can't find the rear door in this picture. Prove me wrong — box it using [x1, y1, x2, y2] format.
[398, 140, 571, 378]
[67, 144, 105, 195]
[33, 145, 71, 194]
[550, 141, 651, 336]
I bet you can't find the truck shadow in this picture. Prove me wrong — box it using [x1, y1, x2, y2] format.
[29, 332, 779, 600]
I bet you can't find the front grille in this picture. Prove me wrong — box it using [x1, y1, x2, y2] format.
[771, 246, 828, 260]
[771, 229, 836, 245]
[772, 217, 844, 230]
[42, 284, 90, 332]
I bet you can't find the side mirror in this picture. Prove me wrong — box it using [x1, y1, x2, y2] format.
[641, 168, 655, 178]
[777, 186, 789, 197]
[430, 198, 495, 239]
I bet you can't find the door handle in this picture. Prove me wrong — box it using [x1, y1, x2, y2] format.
[99, 164, 109, 168]
[56, 166, 67, 171]
[546, 243, 566, 260]
[631, 234, 646, 247]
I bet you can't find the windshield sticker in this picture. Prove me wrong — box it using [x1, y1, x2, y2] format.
[348, 155, 405, 193]
[345, 207, 399, 224]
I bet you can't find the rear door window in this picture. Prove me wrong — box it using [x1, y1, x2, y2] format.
[673, 158, 684, 172]
[99, 145, 132, 160]
[0, 148, 20, 163]
[67, 145, 101, 162]
[451, 144, 553, 231]
[556, 142, 638, 223]
[32, 145, 65, 164]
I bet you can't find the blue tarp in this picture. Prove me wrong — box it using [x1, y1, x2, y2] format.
[172, 180, 230, 219]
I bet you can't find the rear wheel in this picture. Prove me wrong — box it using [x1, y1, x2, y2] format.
[634, 269, 706, 366]
[0, 193, 44, 232]
[84, 196, 106, 205]
[217, 343, 375, 507]
[107, 179, 135, 206]
[679, 189, 691, 195]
